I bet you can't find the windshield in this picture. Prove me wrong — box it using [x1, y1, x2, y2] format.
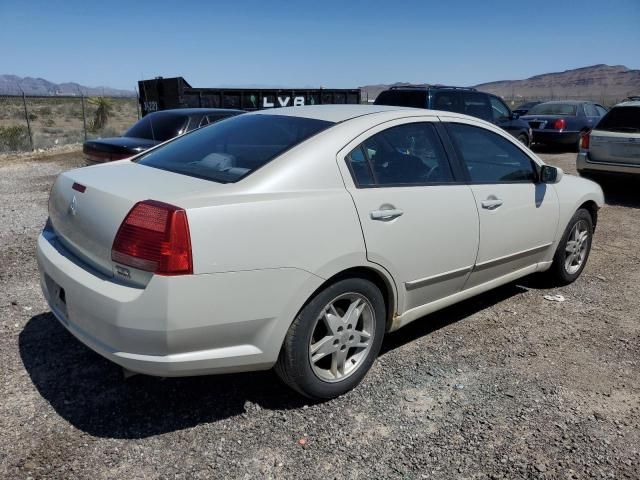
[527, 103, 577, 116]
[596, 106, 640, 132]
[136, 114, 334, 183]
[125, 113, 188, 141]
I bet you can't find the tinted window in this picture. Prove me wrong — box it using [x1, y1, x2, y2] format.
[447, 123, 535, 183]
[136, 114, 333, 183]
[595, 106, 640, 132]
[432, 91, 463, 113]
[489, 96, 511, 122]
[462, 92, 493, 122]
[515, 102, 539, 111]
[374, 90, 427, 108]
[348, 122, 454, 186]
[584, 103, 598, 117]
[527, 103, 577, 116]
[125, 113, 188, 141]
[346, 146, 375, 186]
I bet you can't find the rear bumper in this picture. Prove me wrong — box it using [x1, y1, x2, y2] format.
[532, 130, 580, 145]
[577, 152, 640, 176]
[37, 230, 322, 377]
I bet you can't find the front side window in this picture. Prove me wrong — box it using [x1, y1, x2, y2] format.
[136, 114, 333, 183]
[346, 122, 454, 187]
[447, 123, 536, 183]
[462, 92, 493, 122]
[489, 96, 511, 122]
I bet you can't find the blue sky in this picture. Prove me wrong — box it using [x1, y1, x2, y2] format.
[1, 0, 639, 91]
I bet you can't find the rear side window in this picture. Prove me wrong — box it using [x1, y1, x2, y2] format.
[447, 123, 536, 183]
[136, 114, 333, 183]
[432, 91, 464, 113]
[595, 105, 608, 116]
[462, 92, 493, 122]
[125, 113, 189, 141]
[584, 103, 598, 117]
[346, 122, 454, 187]
[596, 106, 640, 132]
[374, 90, 427, 108]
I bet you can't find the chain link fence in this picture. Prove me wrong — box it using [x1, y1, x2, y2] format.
[0, 95, 140, 153]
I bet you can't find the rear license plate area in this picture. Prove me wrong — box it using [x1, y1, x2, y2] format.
[44, 273, 69, 322]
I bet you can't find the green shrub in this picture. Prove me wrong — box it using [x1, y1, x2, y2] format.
[0, 125, 31, 152]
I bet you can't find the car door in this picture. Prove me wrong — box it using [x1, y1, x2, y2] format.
[444, 120, 559, 288]
[337, 118, 479, 313]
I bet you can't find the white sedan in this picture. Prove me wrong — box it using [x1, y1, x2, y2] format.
[37, 105, 604, 399]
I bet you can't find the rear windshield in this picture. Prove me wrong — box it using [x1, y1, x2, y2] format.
[515, 102, 538, 110]
[595, 106, 640, 132]
[527, 103, 577, 116]
[135, 114, 334, 183]
[374, 90, 427, 108]
[125, 113, 188, 141]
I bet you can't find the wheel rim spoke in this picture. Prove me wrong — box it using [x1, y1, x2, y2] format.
[310, 335, 338, 362]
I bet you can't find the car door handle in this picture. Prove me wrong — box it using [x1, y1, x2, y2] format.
[370, 209, 404, 220]
[481, 198, 503, 210]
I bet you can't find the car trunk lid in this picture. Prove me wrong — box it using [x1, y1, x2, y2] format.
[48, 161, 218, 283]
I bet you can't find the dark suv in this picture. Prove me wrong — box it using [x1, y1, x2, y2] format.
[374, 86, 532, 147]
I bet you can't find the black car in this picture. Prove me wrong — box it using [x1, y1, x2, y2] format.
[521, 101, 608, 151]
[83, 108, 243, 163]
[512, 101, 542, 116]
[374, 86, 532, 146]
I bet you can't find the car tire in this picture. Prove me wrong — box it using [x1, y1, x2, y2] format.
[544, 208, 594, 286]
[517, 133, 529, 147]
[275, 277, 386, 399]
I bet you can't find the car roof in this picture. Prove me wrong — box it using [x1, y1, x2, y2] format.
[251, 104, 419, 122]
[613, 100, 640, 108]
[148, 108, 244, 117]
[536, 100, 592, 105]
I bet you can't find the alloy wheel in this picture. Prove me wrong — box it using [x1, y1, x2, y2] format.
[308, 293, 375, 382]
[564, 219, 590, 275]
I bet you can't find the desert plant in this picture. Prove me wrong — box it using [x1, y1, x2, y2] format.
[0, 125, 30, 152]
[88, 96, 114, 131]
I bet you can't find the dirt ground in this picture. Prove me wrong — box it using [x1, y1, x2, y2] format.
[0, 149, 638, 479]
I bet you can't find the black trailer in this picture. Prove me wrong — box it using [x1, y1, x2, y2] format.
[137, 77, 361, 116]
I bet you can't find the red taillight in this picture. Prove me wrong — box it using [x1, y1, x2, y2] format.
[111, 200, 193, 275]
[553, 118, 566, 130]
[580, 131, 590, 150]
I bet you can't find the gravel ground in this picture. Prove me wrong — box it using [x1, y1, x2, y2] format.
[1, 150, 638, 479]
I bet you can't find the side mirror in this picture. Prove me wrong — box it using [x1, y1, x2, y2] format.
[510, 112, 520, 120]
[540, 165, 563, 184]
